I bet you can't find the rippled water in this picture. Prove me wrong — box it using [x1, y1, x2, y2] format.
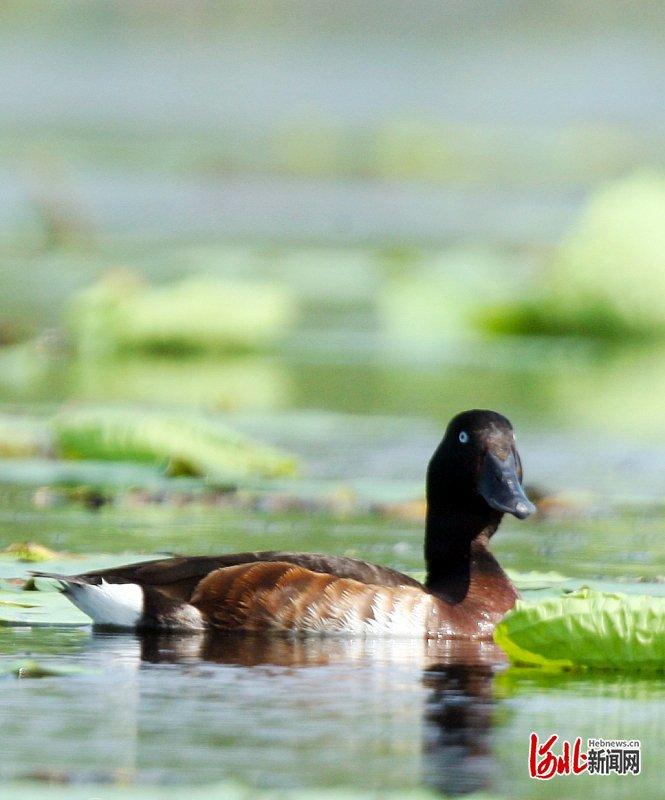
[1, 624, 662, 799]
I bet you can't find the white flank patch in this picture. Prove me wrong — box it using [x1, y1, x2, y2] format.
[66, 580, 143, 628]
[293, 590, 432, 637]
[364, 594, 431, 637]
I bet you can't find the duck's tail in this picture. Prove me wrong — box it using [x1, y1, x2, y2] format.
[30, 571, 144, 628]
[30, 571, 88, 588]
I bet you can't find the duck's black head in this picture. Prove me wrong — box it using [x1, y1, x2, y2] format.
[427, 409, 535, 524]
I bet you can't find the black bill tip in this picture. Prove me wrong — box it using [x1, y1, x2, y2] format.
[478, 451, 536, 520]
[512, 499, 537, 519]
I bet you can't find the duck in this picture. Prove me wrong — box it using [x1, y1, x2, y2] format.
[33, 409, 535, 640]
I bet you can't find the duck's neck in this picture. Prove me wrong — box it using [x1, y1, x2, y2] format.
[424, 506, 503, 603]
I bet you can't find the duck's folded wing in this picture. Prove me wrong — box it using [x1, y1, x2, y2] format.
[191, 561, 433, 635]
[32, 551, 421, 602]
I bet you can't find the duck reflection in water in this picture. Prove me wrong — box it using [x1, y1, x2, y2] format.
[138, 631, 502, 796]
[422, 660, 496, 796]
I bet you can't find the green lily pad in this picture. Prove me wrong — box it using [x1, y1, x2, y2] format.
[494, 587, 665, 671]
[0, 659, 93, 678]
[69, 273, 297, 355]
[1, 542, 61, 563]
[53, 405, 297, 480]
[0, 589, 90, 627]
[506, 569, 569, 591]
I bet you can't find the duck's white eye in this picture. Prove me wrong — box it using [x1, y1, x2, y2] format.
[458, 431, 469, 443]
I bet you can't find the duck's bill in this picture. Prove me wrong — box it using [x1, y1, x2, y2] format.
[478, 450, 536, 519]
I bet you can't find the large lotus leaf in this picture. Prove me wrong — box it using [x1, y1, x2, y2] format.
[494, 588, 665, 671]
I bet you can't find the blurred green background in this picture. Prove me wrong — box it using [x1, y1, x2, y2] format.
[2, 1, 665, 441]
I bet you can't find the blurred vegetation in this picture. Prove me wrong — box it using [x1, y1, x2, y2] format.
[481, 174, 665, 339]
[54, 405, 297, 479]
[0, 405, 296, 481]
[3, 178, 665, 437]
[2, 121, 661, 193]
[69, 272, 296, 357]
[378, 246, 532, 342]
[0, 413, 50, 458]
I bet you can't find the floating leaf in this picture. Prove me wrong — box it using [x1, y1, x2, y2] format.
[494, 588, 665, 671]
[0, 660, 92, 679]
[0, 589, 90, 627]
[0, 554, 160, 584]
[2, 542, 61, 563]
[480, 173, 665, 339]
[506, 570, 569, 591]
[0, 599, 38, 609]
[53, 405, 297, 480]
[69, 273, 297, 356]
[0, 412, 51, 458]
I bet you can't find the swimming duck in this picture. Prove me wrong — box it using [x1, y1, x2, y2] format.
[34, 410, 535, 639]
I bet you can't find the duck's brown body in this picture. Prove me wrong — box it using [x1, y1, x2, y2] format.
[191, 545, 516, 639]
[33, 410, 533, 641]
